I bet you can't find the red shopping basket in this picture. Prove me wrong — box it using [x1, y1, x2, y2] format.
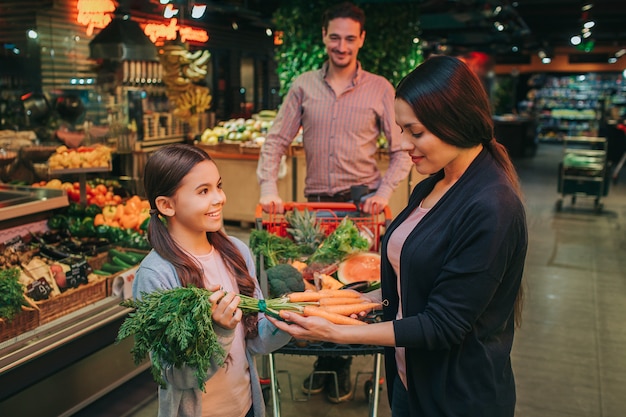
[254, 202, 392, 252]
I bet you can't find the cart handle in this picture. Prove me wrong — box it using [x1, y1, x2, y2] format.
[255, 202, 392, 220]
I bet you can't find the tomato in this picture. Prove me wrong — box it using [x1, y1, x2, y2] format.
[96, 184, 108, 195]
[95, 194, 106, 206]
[67, 189, 81, 202]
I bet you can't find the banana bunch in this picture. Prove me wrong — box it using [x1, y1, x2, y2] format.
[182, 49, 210, 82]
[173, 86, 212, 122]
[158, 41, 212, 122]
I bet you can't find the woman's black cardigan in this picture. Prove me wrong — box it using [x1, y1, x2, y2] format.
[381, 148, 528, 417]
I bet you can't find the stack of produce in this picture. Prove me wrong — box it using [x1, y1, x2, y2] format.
[249, 210, 380, 294]
[47, 196, 151, 250]
[199, 111, 275, 146]
[48, 145, 112, 170]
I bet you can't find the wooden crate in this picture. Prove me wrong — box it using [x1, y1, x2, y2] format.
[0, 306, 40, 343]
[32, 277, 107, 325]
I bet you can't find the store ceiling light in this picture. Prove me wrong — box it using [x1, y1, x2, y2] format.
[164, 4, 179, 18]
[581, 2, 593, 12]
[191, 4, 206, 19]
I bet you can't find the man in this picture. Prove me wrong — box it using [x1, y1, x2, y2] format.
[256, 1, 412, 403]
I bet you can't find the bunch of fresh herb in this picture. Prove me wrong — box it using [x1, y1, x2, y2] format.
[0, 268, 27, 321]
[117, 286, 308, 390]
[249, 229, 304, 268]
[308, 217, 370, 264]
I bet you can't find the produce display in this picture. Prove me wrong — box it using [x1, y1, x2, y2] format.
[199, 112, 275, 146]
[47, 145, 113, 170]
[0, 224, 148, 342]
[47, 197, 151, 250]
[33, 178, 126, 205]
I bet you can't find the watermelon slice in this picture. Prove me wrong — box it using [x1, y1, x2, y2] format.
[336, 252, 381, 284]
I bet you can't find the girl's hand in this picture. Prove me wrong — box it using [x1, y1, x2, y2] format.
[208, 286, 242, 330]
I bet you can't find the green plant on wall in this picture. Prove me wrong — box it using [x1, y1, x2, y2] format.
[273, 1, 423, 96]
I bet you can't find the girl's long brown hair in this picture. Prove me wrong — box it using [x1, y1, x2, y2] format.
[396, 55, 524, 327]
[143, 144, 258, 338]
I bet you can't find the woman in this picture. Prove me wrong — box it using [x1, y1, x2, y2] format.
[133, 144, 290, 417]
[269, 55, 528, 417]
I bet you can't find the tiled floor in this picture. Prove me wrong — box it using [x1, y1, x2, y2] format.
[116, 142, 626, 417]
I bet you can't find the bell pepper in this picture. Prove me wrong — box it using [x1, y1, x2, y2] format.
[85, 204, 102, 217]
[47, 214, 68, 230]
[102, 205, 117, 222]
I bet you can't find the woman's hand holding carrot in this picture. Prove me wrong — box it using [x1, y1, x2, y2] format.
[267, 310, 340, 342]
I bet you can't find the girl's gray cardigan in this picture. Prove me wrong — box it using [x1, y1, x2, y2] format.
[132, 236, 291, 417]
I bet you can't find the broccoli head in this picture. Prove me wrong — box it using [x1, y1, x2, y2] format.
[266, 263, 305, 297]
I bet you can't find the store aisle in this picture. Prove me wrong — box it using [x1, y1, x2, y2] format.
[85, 143, 626, 417]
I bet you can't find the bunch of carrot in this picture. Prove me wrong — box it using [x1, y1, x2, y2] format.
[282, 289, 381, 326]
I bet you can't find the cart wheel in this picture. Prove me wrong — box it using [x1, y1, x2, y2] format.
[363, 377, 383, 402]
[594, 201, 603, 214]
[364, 379, 374, 402]
[555, 199, 563, 211]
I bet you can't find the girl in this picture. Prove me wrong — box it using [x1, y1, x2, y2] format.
[132, 144, 291, 417]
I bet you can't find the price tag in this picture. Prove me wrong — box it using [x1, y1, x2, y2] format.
[27, 277, 53, 301]
[65, 257, 90, 288]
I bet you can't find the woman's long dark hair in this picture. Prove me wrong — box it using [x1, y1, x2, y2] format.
[396, 55, 524, 327]
[143, 144, 259, 338]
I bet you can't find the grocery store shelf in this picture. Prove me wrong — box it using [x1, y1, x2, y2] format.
[0, 184, 68, 222]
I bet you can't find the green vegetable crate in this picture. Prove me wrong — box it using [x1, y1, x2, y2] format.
[88, 247, 148, 296]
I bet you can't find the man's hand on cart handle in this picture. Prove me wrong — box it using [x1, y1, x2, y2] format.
[362, 195, 388, 214]
[260, 195, 285, 213]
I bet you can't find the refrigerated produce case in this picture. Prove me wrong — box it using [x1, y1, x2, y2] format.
[0, 188, 147, 417]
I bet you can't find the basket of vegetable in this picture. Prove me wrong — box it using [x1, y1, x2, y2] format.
[251, 202, 390, 297]
[0, 268, 40, 343]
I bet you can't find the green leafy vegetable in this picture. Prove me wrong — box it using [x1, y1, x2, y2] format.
[308, 217, 370, 264]
[118, 287, 224, 391]
[249, 229, 303, 268]
[117, 286, 309, 390]
[0, 268, 27, 321]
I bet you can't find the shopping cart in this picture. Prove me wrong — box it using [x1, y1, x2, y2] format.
[556, 136, 610, 213]
[255, 202, 391, 417]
